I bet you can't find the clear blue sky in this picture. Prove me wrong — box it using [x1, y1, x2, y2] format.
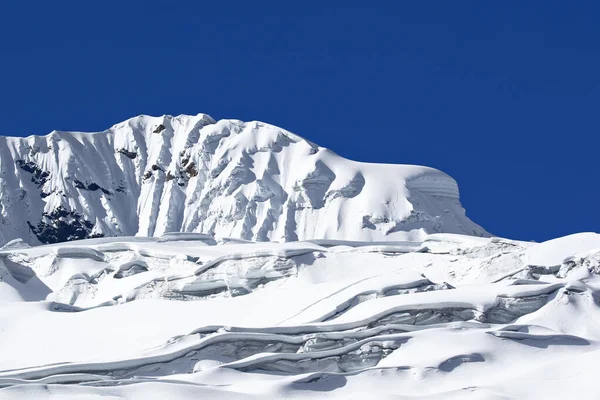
[1, 1, 598, 241]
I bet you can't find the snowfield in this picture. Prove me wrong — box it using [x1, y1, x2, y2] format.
[0, 114, 597, 399]
[1, 232, 600, 399]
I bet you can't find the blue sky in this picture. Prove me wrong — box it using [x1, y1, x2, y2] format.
[1, 1, 598, 241]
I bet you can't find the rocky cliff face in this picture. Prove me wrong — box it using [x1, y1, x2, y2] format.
[0, 114, 486, 246]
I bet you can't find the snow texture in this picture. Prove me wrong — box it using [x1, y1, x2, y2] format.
[0, 113, 595, 399]
[1, 232, 600, 399]
[0, 114, 486, 246]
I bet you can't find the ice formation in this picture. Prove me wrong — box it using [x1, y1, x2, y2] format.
[0, 115, 597, 399]
[1, 233, 600, 399]
[0, 114, 485, 246]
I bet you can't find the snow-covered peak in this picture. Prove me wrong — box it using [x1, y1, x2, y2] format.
[0, 114, 486, 245]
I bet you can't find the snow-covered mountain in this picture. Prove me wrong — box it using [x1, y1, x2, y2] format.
[0, 114, 598, 399]
[0, 114, 486, 246]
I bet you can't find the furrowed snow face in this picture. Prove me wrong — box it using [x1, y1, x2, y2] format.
[0, 114, 486, 246]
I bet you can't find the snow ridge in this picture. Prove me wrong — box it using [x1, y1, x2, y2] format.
[0, 114, 486, 246]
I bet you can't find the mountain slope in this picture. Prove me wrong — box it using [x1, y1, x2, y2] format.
[0, 114, 486, 245]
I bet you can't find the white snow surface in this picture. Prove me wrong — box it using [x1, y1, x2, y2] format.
[0, 114, 486, 246]
[0, 113, 595, 399]
[1, 232, 600, 399]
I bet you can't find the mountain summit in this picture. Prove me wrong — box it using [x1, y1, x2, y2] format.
[0, 114, 486, 245]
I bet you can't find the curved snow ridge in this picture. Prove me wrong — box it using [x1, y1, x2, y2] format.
[487, 328, 589, 343]
[0, 277, 576, 387]
[219, 332, 410, 373]
[0, 113, 486, 246]
[170, 282, 565, 337]
[0, 318, 487, 383]
[53, 247, 105, 262]
[279, 273, 445, 325]
[193, 245, 325, 275]
[0, 324, 384, 379]
[0, 329, 410, 383]
[405, 174, 460, 200]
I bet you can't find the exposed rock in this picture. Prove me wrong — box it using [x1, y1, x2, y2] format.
[15, 160, 50, 187]
[27, 206, 101, 244]
[73, 179, 112, 195]
[184, 162, 198, 177]
[116, 148, 137, 159]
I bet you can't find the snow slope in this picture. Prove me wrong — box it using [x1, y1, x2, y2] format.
[1, 113, 595, 399]
[1, 232, 600, 399]
[0, 114, 486, 246]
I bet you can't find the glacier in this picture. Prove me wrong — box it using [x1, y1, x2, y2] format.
[0, 114, 485, 246]
[0, 114, 598, 399]
[1, 233, 600, 399]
